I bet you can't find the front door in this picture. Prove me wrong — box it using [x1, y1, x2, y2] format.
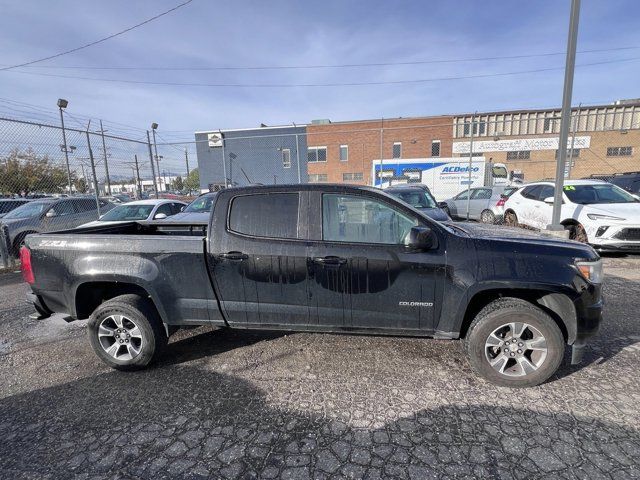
[307, 192, 445, 333]
[208, 191, 311, 327]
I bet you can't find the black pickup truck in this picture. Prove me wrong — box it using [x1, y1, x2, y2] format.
[21, 184, 603, 387]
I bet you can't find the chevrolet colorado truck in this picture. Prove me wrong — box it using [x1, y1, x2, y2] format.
[21, 184, 603, 387]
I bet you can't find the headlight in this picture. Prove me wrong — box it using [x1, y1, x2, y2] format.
[587, 213, 626, 221]
[575, 259, 603, 284]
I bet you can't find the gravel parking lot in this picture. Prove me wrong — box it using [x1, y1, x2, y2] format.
[1, 257, 639, 479]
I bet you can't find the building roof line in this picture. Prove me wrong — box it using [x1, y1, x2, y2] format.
[195, 124, 307, 135]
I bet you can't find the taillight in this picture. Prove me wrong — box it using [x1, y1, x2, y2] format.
[496, 197, 506, 207]
[20, 246, 34, 284]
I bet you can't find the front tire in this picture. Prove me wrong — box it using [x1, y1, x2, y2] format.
[88, 294, 167, 371]
[464, 298, 565, 388]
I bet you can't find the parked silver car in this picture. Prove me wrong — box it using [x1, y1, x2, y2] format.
[1, 196, 114, 254]
[442, 186, 518, 223]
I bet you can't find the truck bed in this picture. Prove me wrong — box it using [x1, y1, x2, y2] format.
[25, 221, 223, 326]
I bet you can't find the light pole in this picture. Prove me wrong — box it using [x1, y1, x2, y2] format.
[57, 98, 73, 195]
[549, 0, 581, 233]
[99, 120, 112, 195]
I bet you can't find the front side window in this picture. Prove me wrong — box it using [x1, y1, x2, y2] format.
[229, 193, 299, 239]
[50, 201, 76, 216]
[537, 185, 555, 201]
[455, 190, 471, 201]
[322, 194, 417, 244]
[471, 188, 493, 200]
[185, 195, 216, 213]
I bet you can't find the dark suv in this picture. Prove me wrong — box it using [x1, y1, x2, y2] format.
[586, 172, 640, 195]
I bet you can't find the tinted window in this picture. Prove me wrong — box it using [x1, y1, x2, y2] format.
[455, 190, 471, 201]
[563, 184, 637, 204]
[50, 200, 76, 216]
[75, 199, 99, 212]
[520, 185, 543, 200]
[538, 185, 554, 201]
[185, 195, 215, 213]
[322, 194, 417, 244]
[388, 190, 437, 209]
[155, 203, 173, 217]
[0, 201, 27, 214]
[229, 193, 299, 239]
[3, 201, 50, 219]
[100, 204, 154, 221]
[171, 203, 185, 214]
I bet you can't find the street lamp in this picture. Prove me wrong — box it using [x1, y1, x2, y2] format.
[57, 98, 73, 195]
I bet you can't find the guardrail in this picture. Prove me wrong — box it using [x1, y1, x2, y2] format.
[0, 224, 15, 269]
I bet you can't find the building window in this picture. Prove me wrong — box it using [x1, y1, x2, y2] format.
[463, 121, 486, 136]
[555, 148, 580, 159]
[309, 174, 328, 183]
[431, 140, 441, 157]
[543, 118, 553, 132]
[340, 145, 349, 161]
[506, 150, 531, 160]
[463, 122, 470, 136]
[607, 146, 633, 157]
[281, 148, 291, 168]
[307, 146, 327, 163]
[342, 172, 364, 182]
[392, 142, 402, 159]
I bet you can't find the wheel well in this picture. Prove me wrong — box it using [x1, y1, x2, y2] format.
[459, 289, 573, 343]
[561, 218, 580, 227]
[75, 282, 156, 320]
[12, 230, 37, 253]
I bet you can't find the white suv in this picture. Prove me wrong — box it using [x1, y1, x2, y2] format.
[504, 180, 640, 251]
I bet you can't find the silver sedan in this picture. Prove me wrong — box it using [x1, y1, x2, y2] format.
[442, 186, 518, 223]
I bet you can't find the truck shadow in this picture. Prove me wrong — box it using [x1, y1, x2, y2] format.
[0, 366, 638, 479]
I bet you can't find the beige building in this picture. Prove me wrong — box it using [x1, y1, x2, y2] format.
[452, 100, 640, 181]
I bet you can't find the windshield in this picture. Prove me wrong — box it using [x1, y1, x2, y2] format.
[99, 204, 154, 221]
[3, 201, 50, 219]
[0, 201, 27, 214]
[564, 183, 638, 204]
[185, 195, 215, 213]
[389, 190, 438, 209]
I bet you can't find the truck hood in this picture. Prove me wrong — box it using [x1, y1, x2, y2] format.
[450, 222, 593, 251]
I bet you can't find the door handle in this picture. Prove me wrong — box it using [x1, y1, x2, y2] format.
[312, 256, 347, 266]
[219, 251, 248, 261]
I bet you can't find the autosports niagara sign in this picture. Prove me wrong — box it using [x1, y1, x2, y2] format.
[452, 136, 591, 154]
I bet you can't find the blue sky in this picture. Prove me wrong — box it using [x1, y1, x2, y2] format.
[0, 0, 639, 150]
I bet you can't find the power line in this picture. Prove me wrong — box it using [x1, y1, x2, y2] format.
[0, 0, 194, 71]
[6, 45, 640, 72]
[7, 56, 640, 88]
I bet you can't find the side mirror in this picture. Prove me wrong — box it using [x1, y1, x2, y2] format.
[180, 206, 185, 212]
[407, 226, 437, 250]
[437, 201, 448, 209]
[45, 210, 57, 218]
[154, 213, 167, 220]
[543, 196, 555, 204]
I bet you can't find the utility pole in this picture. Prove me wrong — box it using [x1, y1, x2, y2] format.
[133, 154, 142, 198]
[99, 120, 112, 195]
[57, 99, 73, 195]
[146, 130, 159, 198]
[465, 113, 477, 221]
[549, 0, 581, 232]
[184, 147, 190, 177]
[565, 103, 581, 180]
[151, 123, 162, 194]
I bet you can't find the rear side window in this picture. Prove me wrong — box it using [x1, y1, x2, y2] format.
[229, 193, 299, 239]
[75, 199, 98, 212]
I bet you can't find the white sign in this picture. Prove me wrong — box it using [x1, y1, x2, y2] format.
[207, 132, 223, 147]
[453, 136, 591, 154]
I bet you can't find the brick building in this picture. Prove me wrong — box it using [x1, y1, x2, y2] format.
[306, 116, 454, 185]
[452, 100, 640, 181]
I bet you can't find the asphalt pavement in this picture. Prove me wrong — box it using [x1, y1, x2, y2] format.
[0, 257, 639, 479]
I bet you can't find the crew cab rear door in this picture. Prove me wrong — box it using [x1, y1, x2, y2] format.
[207, 190, 311, 327]
[307, 190, 446, 333]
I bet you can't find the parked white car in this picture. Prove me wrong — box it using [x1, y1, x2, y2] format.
[504, 180, 640, 251]
[78, 199, 187, 227]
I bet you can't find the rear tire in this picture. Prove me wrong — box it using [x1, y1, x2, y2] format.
[88, 294, 167, 371]
[464, 298, 565, 388]
[504, 211, 518, 227]
[480, 209, 496, 224]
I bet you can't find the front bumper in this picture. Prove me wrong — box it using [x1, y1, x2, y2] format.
[586, 223, 640, 251]
[570, 283, 604, 364]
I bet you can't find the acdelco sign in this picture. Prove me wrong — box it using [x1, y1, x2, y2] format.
[441, 166, 480, 174]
